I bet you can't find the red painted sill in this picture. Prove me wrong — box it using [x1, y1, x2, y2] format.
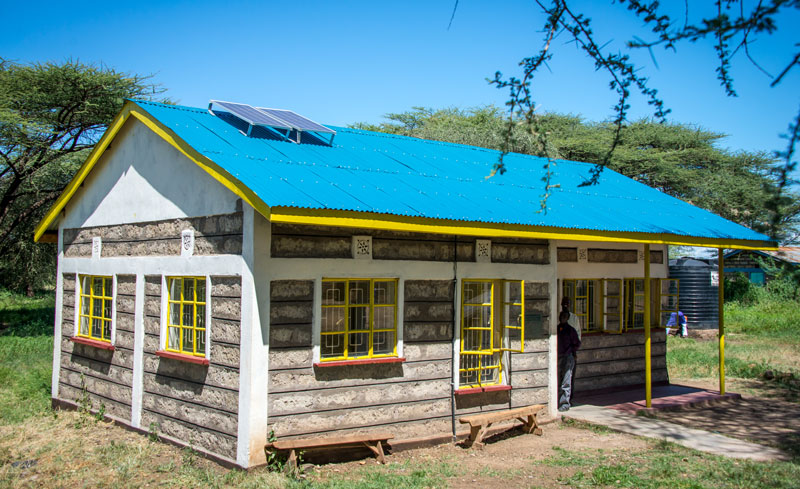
[314, 357, 406, 368]
[156, 350, 210, 366]
[455, 385, 512, 396]
[70, 336, 115, 351]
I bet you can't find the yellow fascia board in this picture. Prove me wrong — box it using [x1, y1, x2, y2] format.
[34, 101, 271, 242]
[270, 207, 778, 251]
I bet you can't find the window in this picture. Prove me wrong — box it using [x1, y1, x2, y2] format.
[78, 275, 113, 342]
[459, 280, 524, 388]
[320, 279, 398, 361]
[624, 278, 646, 330]
[166, 277, 207, 357]
[567, 277, 681, 331]
[657, 278, 680, 327]
[562, 279, 603, 333]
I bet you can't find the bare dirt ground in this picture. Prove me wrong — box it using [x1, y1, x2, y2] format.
[312, 420, 652, 489]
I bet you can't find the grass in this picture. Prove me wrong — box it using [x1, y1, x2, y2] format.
[0, 289, 54, 425]
[667, 293, 800, 398]
[727, 296, 800, 338]
[546, 441, 800, 489]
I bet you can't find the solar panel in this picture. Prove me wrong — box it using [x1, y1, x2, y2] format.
[209, 100, 291, 129]
[256, 108, 335, 134]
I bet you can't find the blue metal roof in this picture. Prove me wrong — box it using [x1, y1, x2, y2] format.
[134, 100, 772, 244]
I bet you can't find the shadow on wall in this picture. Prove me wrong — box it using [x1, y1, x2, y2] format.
[155, 357, 210, 387]
[313, 363, 404, 381]
[455, 389, 511, 410]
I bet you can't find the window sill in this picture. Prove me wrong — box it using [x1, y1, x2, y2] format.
[70, 336, 115, 351]
[156, 350, 210, 366]
[314, 357, 405, 368]
[455, 385, 512, 396]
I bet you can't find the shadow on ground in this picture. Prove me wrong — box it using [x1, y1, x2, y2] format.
[656, 379, 800, 461]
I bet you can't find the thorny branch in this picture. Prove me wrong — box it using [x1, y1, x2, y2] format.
[483, 0, 799, 239]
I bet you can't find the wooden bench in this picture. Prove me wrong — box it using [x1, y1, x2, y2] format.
[459, 404, 545, 448]
[264, 432, 393, 473]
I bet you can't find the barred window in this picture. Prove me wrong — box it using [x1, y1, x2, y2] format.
[320, 279, 398, 361]
[459, 279, 524, 388]
[78, 275, 113, 342]
[166, 277, 207, 357]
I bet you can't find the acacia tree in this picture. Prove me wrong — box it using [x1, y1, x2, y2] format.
[0, 59, 164, 291]
[354, 107, 800, 238]
[477, 0, 799, 239]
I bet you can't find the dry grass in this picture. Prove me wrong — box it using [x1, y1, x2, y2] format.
[0, 410, 288, 489]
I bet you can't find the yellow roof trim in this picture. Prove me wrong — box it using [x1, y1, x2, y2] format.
[270, 207, 778, 251]
[33, 102, 271, 242]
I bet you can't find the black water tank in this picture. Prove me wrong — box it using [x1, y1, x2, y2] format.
[669, 258, 719, 329]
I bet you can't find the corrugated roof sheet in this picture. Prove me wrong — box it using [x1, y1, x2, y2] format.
[766, 247, 800, 264]
[134, 100, 772, 243]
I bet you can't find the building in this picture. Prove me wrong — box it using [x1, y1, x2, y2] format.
[34, 100, 775, 467]
[723, 247, 800, 284]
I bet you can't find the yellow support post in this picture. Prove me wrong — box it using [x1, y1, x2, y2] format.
[718, 248, 726, 395]
[644, 244, 651, 408]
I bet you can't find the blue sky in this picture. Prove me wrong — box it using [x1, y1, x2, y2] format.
[3, 1, 798, 157]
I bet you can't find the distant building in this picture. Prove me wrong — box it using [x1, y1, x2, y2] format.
[722, 247, 800, 284]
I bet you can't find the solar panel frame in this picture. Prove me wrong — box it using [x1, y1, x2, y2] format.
[256, 107, 336, 134]
[210, 100, 292, 130]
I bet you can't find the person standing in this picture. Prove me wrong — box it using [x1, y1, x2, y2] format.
[557, 310, 581, 412]
[560, 297, 581, 340]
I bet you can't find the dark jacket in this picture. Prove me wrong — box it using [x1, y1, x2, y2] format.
[557, 322, 581, 357]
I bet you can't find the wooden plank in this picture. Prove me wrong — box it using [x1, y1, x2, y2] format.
[269, 432, 393, 450]
[459, 404, 545, 426]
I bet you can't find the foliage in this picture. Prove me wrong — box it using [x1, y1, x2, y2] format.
[724, 273, 799, 305]
[477, 0, 799, 240]
[0, 59, 165, 291]
[355, 106, 799, 235]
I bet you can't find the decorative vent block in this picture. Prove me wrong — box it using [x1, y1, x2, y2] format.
[638, 250, 645, 262]
[353, 235, 372, 260]
[578, 248, 587, 262]
[475, 239, 491, 263]
[92, 237, 102, 259]
[181, 230, 195, 257]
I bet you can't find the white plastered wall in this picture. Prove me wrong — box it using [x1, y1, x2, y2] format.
[61, 120, 239, 229]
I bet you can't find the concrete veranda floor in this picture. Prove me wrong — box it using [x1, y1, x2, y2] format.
[564, 383, 791, 461]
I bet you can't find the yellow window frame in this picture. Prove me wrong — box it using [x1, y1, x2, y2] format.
[562, 279, 603, 333]
[657, 278, 680, 327]
[78, 275, 113, 342]
[624, 278, 646, 331]
[603, 279, 624, 333]
[320, 278, 398, 361]
[459, 279, 524, 389]
[166, 276, 207, 358]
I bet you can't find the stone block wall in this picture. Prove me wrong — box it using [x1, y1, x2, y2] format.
[271, 223, 549, 264]
[59, 274, 135, 422]
[140, 275, 242, 461]
[268, 278, 551, 441]
[63, 212, 243, 257]
[573, 329, 668, 393]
